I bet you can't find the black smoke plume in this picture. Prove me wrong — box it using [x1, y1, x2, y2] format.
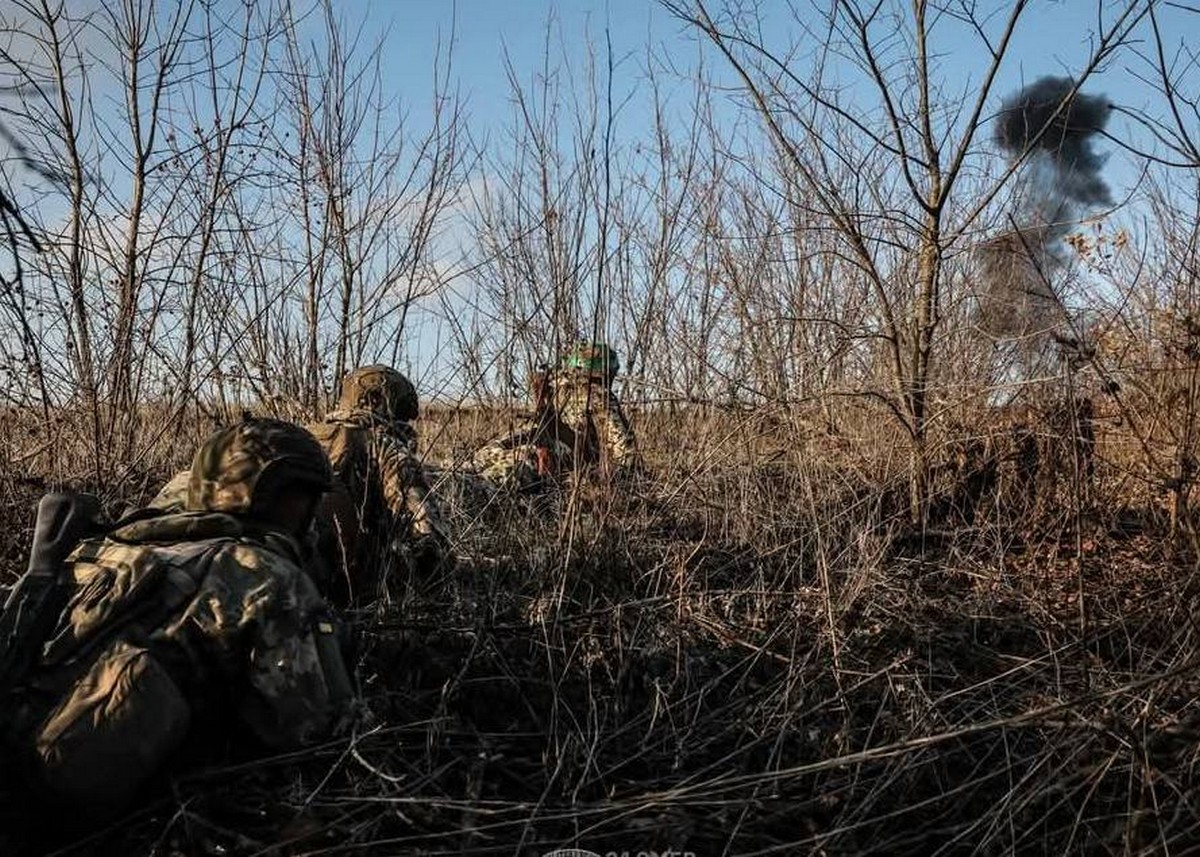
[978, 77, 1113, 343]
[994, 75, 1113, 212]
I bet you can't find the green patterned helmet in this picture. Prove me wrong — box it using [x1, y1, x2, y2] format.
[187, 417, 333, 514]
[338, 365, 419, 422]
[561, 343, 619, 376]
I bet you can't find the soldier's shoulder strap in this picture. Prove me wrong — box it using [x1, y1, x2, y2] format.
[312, 419, 372, 474]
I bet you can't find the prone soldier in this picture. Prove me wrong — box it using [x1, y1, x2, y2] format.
[1, 418, 353, 829]
[308, 365, 451, 607]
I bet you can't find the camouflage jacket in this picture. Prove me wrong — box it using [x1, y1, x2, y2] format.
[307, 410, 449, 598]
[17, 510, 350, 812]
[309, 409, 448, 544]
[549, 369, 637, 466]
[148, 469, 191, 513]
[470, 410, 575, 488]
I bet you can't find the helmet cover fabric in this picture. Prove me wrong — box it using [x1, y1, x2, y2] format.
[561, 343, 619, 376]
[337, 365, 419, 423]
[187, 418, 333, 514]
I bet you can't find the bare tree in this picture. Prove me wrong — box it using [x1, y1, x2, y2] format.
[663, 0, 1150, 520]
[271, 0, 469, 408]
[460, 24, 616, 397]
[0, 0, 469, 476]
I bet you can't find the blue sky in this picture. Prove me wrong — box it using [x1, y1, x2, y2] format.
[274, 0, 1200, 396]
[352, 0, 1200, 200]
[5, 1, 1199, 401]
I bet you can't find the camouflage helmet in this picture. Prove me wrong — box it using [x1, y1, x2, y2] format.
[187, 417, 333, 515]
[337, 365, 419, 422]
[562, 342, 619, 376]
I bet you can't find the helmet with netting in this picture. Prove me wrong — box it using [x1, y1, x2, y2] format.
[561, 342, 620, 377]
[187, 417, 333, 515]
[337, 365, 419, 422]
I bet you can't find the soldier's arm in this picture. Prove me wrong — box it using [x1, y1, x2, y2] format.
[374, 433, 450, 549]
[594, 388, 637, 465]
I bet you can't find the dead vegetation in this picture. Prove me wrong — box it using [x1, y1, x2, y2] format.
[5, 0, 1200, 853]
[2, 397, 1200, 856]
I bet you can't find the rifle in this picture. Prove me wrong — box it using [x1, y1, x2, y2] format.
[0, 492, 105, 696]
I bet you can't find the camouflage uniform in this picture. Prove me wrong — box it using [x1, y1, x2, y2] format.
[12, 418, 352, 819]
[148, 468, 190, 512]
[308, 366, 450, 606]
[550, 343, 637, 468]
[470, 366, 576, 489]
[470, 420, 574, 489]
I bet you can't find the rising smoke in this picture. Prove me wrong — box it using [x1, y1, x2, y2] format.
[978, 76, 1113, 343]
[994, 75, 1113, 213]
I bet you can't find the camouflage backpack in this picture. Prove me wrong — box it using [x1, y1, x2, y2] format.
[9, 418, 339, 815]
[16, 527, 224, 812]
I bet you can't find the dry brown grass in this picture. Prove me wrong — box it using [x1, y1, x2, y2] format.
[3, 398, 1200, 855]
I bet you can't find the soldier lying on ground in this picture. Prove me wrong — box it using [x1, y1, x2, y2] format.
[149, 368, 452, 609]
[308, 365, 452, 608]
[468, 364, 577, 491]
[2, 418, 354, 835]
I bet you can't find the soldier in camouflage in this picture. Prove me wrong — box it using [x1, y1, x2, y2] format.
[10, 418, 353, 823]
[550, 342, 638, 470]
[308, 365, 450, 606]
[469, 365, 577, 489]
